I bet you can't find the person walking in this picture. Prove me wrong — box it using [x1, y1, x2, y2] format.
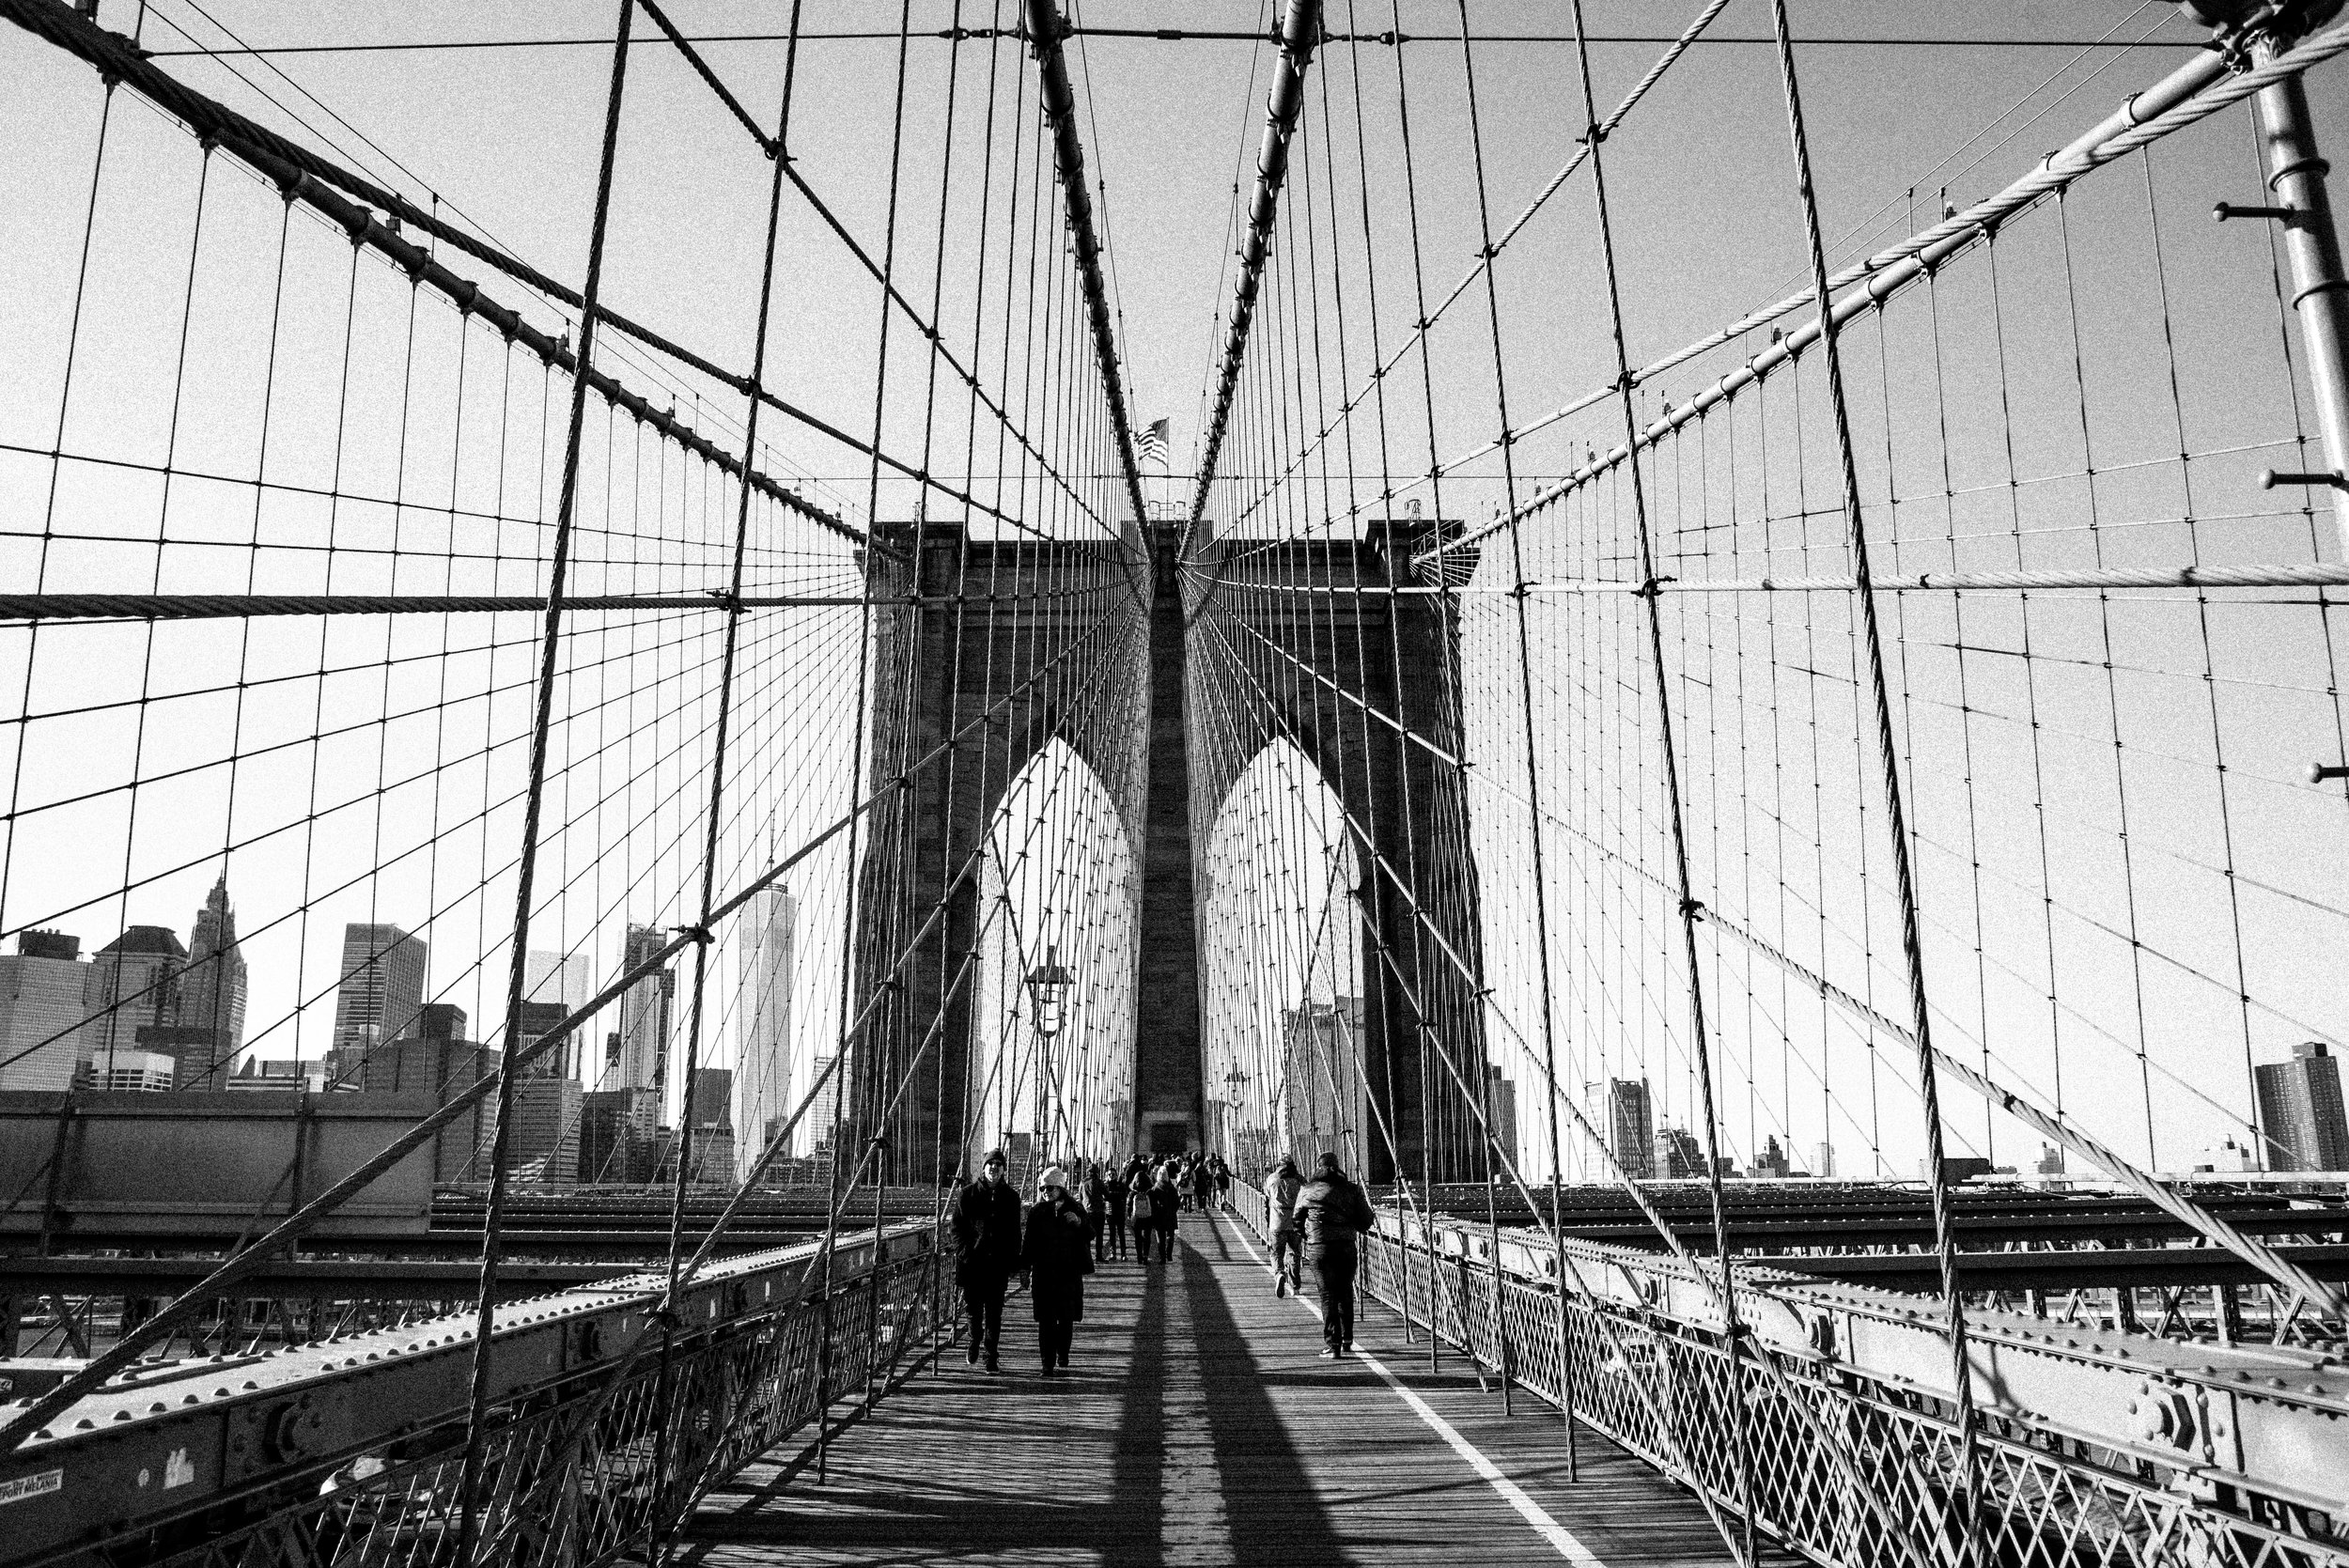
[1081, 1163, 1111, 1263]
[1294, 1152, 1376, 1358]
[1023, 1166, 1094, 1375]
[1189, 1158, 1215, 1215]
[1265, 1154, 1305, 1296]
[1128, 1166, 1158, 1262]
[1151, 1163, 1181, 1262]
[1104, 1158, 1131, 1259]
[952, 1148, 1024, 1372]
[1210, 1152, 1232, 1209]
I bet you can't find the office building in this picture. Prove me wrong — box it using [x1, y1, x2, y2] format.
[581, 1087, 661, 1183]
[2254, 1042, 2349, 1172]
[85, 925, 187, 1079]
[362, 1005, 494, 1182]
[137, 1024, 225, 1091]
[522, 949, 592, 1077]
[1279, 997, 1366, 1173]
[1813, 1141, 1836, 1180]
[734, 886, 796, 1182]
[229, 1058, 325, 1092]
[1655, 1126, 1706, 1179]
[329, 924, 428, 1072]
[491, 1075, 582, 1182]
[524, 948, 593, 1010]
[2194, 1137, 2259, 1173]
[2034, 1143, 2065, 1176]
[177, 873, 247, 1086]
[1609, 1079, 1656, 1178]
[797, 1053, 841, 1152]
[657, 1068, 737, 1187]
[614, 924, 675, 1114]
[1753, 1134, 1791, 1179]
[0, 930, 95, 1092]
[1485, 1067, 1517, 1172]
[514, 999, 572, 1077]
[99, 1048, 176, 1092]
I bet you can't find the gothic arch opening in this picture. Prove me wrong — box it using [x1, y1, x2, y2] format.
[1197, 738, 1365, 1178]
[966, 737, 1140, 1172]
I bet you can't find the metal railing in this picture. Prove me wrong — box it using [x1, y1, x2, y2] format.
[4, 1221, 955, 1568]
[1227, 1181, 2349, 1568]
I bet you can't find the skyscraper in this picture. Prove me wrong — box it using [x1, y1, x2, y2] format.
[788, 1052, 841, 1155]
[175, 873, 247, 1089]
[1278, 996, 1367, 1175]
[614, 924, 675, 1117]
[1608, 1078, 1655, 1178]
[2255, 1042, 2349, 1172]
[1814, 1141, 1837, 1180]
[521, 948, 593, 1076]
[85, 925, 187, 1079]
[363, 1002, 493, 1182]
[1485, 1066, 1518, 1172]
[0, 930, 95, 1092]
[734, 886, 796, 1182]
[329, 924, 428, 1075]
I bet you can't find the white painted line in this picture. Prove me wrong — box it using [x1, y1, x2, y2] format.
[1212, 1212, 1611, 1566]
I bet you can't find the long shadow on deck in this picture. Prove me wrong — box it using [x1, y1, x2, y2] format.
[1177, 1229, 1357, 1565]
[680, 1218, 1355, 1564]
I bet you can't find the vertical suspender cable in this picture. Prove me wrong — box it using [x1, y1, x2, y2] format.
[458, 8, 634, 1561]
[1553, 1, 1757, 1558]
[1763, 4, 1982, 1560]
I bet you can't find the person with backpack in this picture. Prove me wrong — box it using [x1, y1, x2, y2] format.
[1293, 1151, 1376, 1357]
[1188, 1158, 1216, 1215]
[1265, 1154, 1305, 1296]
[1127, 1166, 1158, 1261]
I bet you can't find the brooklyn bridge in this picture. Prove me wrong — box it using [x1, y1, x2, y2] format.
[1, 0, 2347, 1563]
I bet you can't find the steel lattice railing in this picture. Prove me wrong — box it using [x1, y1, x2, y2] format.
[43, 1232, 953, 1568]
[1228, 1181, 2349, 1568]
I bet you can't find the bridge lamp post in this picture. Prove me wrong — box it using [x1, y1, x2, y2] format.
[1025, 946, 1074, 1162]
[1222, 1067, 1248, 1165]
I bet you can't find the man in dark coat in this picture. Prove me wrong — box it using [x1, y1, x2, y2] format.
[1127, 1167, 1158, 1261]
[1023, 1166, 1093, 1374]
[1294, 1151, 1377, 1357]
[1081, 1163, 1112, 1262]
[1103, 1159, 1131, 1259]
[952, 1147, 1023, 1371]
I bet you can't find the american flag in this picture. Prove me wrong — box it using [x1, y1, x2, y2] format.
[1137, 417, 1170, 469]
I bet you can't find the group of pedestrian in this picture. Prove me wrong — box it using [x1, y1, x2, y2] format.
[949, 1142, 1373, 1374]
[949, 1147, 1100, 1376]
[1268, 1151, 1377, 1357]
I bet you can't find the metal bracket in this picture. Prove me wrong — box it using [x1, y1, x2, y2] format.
[2214, 200, 2301, 222]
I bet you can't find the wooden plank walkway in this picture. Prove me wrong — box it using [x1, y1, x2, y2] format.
[682, 1206, 1746, 1566]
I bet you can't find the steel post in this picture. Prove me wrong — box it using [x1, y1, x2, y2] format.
[2248, 33, 2349, 549]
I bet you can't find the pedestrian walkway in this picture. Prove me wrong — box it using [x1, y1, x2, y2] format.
[681, 1206, 1744, 1566]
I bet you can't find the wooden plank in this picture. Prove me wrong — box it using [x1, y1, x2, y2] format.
[683, 1208, 1750, 1566]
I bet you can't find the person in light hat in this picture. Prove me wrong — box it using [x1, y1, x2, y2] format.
[1022, 1164, 1095, 1375]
